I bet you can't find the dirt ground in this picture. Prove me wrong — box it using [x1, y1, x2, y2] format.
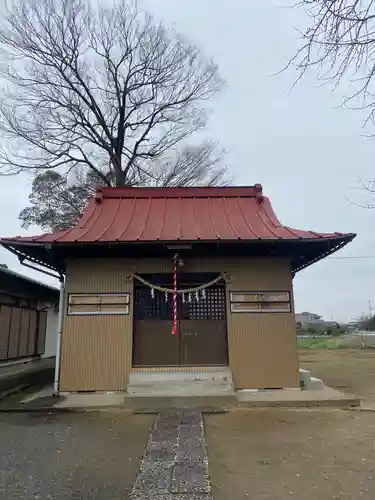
[205, 349, 375, 500]
[205, 408, 375, 500]
[299, 348, 375, 404]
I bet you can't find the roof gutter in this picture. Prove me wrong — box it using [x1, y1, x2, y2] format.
[54, 277, 65, 395]
[1, 243, 63, 275]
[19, 257, 62, 280]
[292, 236, 355, 275]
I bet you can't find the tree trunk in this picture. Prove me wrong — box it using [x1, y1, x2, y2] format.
[111, 155, 125, 186]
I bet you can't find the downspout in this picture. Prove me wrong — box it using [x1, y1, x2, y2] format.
[53, 276, 65, 395]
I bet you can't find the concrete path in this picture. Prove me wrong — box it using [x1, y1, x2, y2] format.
[0, 357, 54, 378]
[130, 410, 212, 500]
[0, 357, 55, 399]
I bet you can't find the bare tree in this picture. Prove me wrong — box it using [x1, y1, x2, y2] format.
[146, 140, 229, 187]
[289, 1, 375, 205]
[20, 140, 230, 232]
[290, 1, 375, 122]
[0, 0, 223, 186]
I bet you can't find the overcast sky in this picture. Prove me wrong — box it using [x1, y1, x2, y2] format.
[0, 0, 374, 322]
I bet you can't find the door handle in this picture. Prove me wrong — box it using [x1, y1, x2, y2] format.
[184, 332, 198, 337]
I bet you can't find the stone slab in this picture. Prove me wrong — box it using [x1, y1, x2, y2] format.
[131, 410, 212, 498]
[171, 461, 211, 494]
[129, 495, 213, 500]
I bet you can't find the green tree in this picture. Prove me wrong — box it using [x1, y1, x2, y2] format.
[20, 140, 230, 232]
[19, 170, 104, 232]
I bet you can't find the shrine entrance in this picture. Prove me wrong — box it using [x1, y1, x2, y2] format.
[132, 272, 228, 367]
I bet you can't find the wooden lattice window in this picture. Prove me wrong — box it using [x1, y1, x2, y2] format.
[182, 286, 226, 320]
[68, 293, 130, 315]
[230, 291, 291, 313]
[134, 288, 172, 320]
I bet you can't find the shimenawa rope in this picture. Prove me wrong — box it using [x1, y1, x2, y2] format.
[131, 273, 223, 294]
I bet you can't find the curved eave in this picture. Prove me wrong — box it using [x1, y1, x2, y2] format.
[1, 233, 356, 275]
[289, 233, 356, 275]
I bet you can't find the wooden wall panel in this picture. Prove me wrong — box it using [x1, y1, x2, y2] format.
[27, 310, 37, 356]
[7, 308, 21, 359]
[0, 306, 11, 360]
[61, 257, 299, 391]
[59, 316, 132, 391]
[18, 309, 31, 358]
[60, 263, 133, 391]
[36, 311, 47, 355]
[225, 313, 299, 389]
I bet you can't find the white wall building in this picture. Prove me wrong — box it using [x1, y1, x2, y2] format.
[295, 312, 322, 329]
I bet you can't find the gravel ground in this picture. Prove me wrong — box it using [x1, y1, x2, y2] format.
[0, 412, 154, 500]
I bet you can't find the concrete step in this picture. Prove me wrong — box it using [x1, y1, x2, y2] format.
[127, 368, 235, 397]
[299, 368, 325, 391]
[128, 385, 233, 396]
[309, 377, 325, 390]
[299, 368, 311, 388]
[237, 387, 360, 409]
[123, 394, 238, 413]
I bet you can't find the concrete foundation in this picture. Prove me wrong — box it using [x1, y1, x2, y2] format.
[237, 387, 360, 408]
[127, 368, 235, 397]
[0, 366, 361, 412]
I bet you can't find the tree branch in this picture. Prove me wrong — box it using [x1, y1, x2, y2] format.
[0, 0, 223, 187]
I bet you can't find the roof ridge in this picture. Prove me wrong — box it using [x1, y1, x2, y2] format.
[94, 185, 264, 202]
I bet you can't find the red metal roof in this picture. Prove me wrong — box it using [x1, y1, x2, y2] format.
[1, 185, 353, 244]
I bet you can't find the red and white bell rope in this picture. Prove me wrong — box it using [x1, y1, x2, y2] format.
[172, 259, 178, 336]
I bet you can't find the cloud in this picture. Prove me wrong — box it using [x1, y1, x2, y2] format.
[0, 0, 373, 320]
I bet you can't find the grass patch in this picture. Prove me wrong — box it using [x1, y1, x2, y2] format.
[297, 338, 345, 349]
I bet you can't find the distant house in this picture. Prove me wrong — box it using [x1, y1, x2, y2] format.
[296, 311, 341, 332]
[296, 312, 322, 329]
[346, 320, 360, 332]
[311, 320, 341, 332]
[0, 265, 59, 365]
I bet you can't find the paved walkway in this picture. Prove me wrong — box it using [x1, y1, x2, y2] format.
[0, 357, 54, 378]
[0, 357, 55, 399]
[130, 410, 212, 500]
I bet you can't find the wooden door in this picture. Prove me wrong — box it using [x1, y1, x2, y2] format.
[180, 285, 228, 366]
[133, 285, 179, 366]
[133, 275, 228, 367]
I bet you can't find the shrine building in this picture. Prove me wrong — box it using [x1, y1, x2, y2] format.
[0, 185, 355, 394]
